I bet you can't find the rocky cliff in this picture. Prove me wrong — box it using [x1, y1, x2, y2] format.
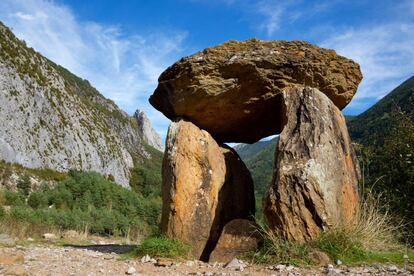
[134, 109, 164, 151]
[0, 22, 162, 187]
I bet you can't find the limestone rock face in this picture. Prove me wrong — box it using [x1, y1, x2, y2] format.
[150, 39, 362, 143]
[209, 219, 262, 263]
[161, 119, 255, 259]
[263, 87, 360, 242]
[134, 109, 164, 151]
[0, 22, 153, 186]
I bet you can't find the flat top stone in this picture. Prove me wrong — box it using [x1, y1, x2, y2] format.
[150, 39, 362, 143]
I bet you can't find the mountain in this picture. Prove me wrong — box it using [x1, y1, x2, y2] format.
[234, 137, 278, 196]
[348, 76, 414, 146]
[0, 22, 162, 187]
[134, 109, 164, 151]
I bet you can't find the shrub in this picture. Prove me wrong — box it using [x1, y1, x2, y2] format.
[4, 191, 24, 206]
[17, 175, 31, 196]
[27, 192, 48, 209]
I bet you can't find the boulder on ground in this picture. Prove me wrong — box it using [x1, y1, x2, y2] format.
[264, 87, 360, 242]
[308, 250, 331, 266]
[150, 39, 362, 143]
[209, 219, 262, 263]
[161, 119, 255, 259]
[42, 233, 58, 240]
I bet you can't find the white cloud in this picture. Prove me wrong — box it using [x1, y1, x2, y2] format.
[256, 1, 285, 36]
[0, 0, 187, 139]
[12, 12, 36, 21]
[321, 23, 414, 113]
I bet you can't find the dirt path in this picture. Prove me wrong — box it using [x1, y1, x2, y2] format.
[0, 244, 413, 275]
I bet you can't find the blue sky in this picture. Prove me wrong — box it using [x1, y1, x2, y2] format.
[1, 0, 413, 140]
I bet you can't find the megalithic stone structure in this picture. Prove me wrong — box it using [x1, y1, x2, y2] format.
[150, 38, 363, 260]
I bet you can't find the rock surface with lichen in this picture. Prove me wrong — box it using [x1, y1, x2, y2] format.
[150, 38, 362, 143]
[263, 87, 360, 242]
[161, 119, 255, 259]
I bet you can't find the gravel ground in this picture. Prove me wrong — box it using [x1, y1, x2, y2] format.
[0, 244, 413, 276]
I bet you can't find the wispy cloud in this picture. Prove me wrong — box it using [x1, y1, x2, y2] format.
[321, 23, 414, 113]
[0, 0, 187, 138]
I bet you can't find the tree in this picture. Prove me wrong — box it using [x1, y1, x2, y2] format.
[17, 175, 31, 196]
[370, 109, 414, 222]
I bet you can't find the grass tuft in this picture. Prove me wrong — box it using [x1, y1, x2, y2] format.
[134, 236, 191, 259]
[250, 192, 412, 266]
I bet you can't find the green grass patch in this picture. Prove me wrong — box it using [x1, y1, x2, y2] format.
[313, 230, 366, 263]
[362, 251, 414, 264]
[249, 237, 311, 266]
[134, 236, 191, 259]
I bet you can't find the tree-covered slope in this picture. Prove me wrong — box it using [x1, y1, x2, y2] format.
[348, 76, 414, 146]
[234, 137, 278, 196]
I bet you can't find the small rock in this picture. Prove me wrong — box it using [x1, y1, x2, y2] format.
[286, 265, 295, 271]
[224, 258, 243, 269]
[327, 264, 334, 269]
[3, 266, 27, 276]
[274, 264, 286, 271]
[27, 237, 34, 242]
[185, 260, 195, 267]
[336, 259, 342, 265]
[388, 265, 398, 272]
[126, 266, 136, 275]
[155, 258, 174, 267]
[140, 254, 151, 263]
[42, 233, 58, 240]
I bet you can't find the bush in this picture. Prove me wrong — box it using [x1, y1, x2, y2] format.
[27, 192, 48, 209]
[17, 175, 31, 196]
[4, 191, 24, 206]
[355, 109, 414, 243]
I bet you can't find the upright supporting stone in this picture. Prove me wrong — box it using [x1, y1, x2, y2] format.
[162, 119, 255, 259]
[264, 87, 360, 242]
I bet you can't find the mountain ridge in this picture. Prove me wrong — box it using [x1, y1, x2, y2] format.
[0, 21, 162, 186]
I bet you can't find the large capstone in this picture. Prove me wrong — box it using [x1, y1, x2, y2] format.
[263, 86, 360, 242]
[150, 39, 362, 143]
[161, 119, 255, 259]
